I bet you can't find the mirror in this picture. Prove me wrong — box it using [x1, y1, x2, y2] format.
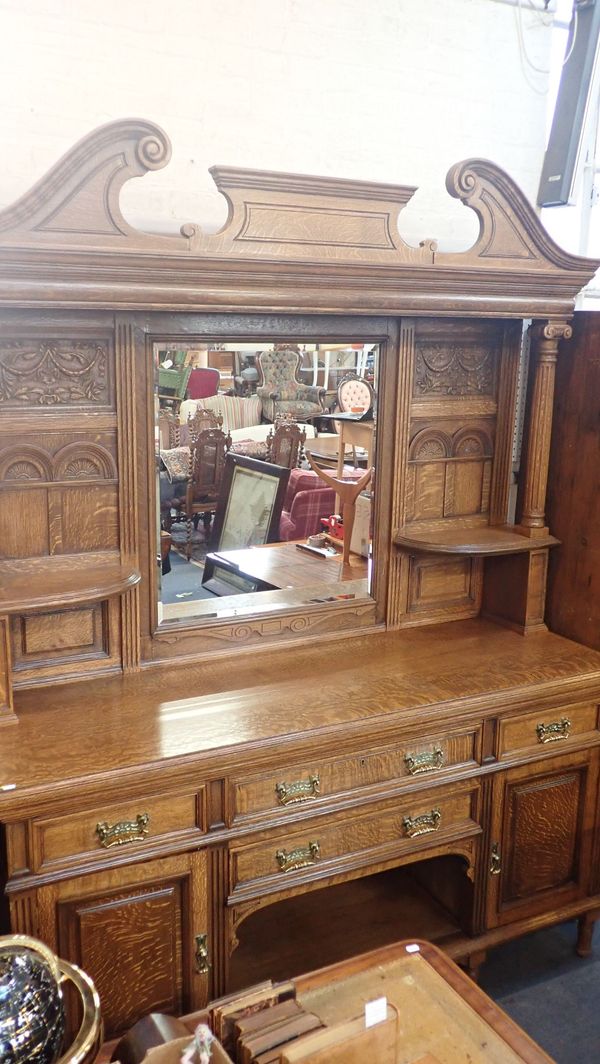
[155, 341, 379, 624]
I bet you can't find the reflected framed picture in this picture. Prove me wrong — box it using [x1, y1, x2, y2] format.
[211, 453, 291, 551]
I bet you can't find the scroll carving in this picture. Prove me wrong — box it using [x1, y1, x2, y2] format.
[0, 119, 175, 249]
[414, 342, 496, 397]
[0, 342, 108, 407]
[445, 159, 594, 271]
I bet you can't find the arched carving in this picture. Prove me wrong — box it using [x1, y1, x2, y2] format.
[452, 427, 493, 458]
[0, 445, 52, 482]
[53, 442, 117, 481]
[409, 429, 452, 462]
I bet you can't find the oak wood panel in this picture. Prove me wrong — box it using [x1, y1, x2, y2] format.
[0, 488, 49, 558]
[59, 485, 119, 553]
[546, 311, 600, 650]
[230, 729, 479, 825]
[20, 608, 96, 655]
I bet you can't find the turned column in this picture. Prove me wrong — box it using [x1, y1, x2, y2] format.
[518, 320, 572, 537]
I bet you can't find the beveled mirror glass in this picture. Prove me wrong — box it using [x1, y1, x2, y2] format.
[154, 340, 379, 624]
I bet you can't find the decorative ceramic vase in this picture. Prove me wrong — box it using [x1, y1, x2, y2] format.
[0, 936, 65, 1063]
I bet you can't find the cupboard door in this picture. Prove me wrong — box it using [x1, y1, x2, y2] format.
[35, 851, 209, 1039]
[486, 751, 598, 928]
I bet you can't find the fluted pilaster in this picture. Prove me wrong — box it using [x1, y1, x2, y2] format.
[519, 320, 572, 535]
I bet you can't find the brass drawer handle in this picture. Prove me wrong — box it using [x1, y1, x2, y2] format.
[275, 774, 320, 806]
[404, 747, 445, 775]
[536, 717, 571, 744]
[95, 812, 150, 849]
[402, 808, 442, 838]
[275, 840, 320, 873]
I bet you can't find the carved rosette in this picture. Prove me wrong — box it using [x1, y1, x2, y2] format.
[520, 320, 572, 532]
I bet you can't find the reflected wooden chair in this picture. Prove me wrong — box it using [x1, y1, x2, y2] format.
[186, 407, 223, 442]
[158, 409, 181, 450]
[265, 419, 307, 469]
[184, 427, 231, 559]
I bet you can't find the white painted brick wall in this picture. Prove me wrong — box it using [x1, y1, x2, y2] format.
[0, 0, 553, 249]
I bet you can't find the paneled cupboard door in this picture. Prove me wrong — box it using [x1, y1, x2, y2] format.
[486, 750, 599, 928]
[34, 851, 209, 1039]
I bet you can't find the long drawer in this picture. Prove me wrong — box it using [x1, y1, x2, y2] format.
[29, 788, 206, 873]
[229, 727, 479, 826]
[497, 702, 600, 761]
[229, 781, 481, 898]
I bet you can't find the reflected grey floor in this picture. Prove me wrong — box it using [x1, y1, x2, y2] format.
[479, 921, 600, 1062]
[161, 550, 213, 603]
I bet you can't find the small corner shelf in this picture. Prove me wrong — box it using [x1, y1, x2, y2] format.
[0, 555, 140, 615]
[393, 525, 560, 557]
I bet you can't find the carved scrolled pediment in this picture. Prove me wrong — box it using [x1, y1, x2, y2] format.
[443, 158, 593, 271]
[0, 120, 598, 314]
[0, 119, 183, 251]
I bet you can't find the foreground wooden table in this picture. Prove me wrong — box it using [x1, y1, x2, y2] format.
[103, 939, 552, 1063]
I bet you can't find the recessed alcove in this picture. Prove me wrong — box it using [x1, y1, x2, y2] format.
[228, 855, 472, 991]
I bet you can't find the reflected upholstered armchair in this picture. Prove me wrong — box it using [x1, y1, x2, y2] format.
[257, 348, 326, 422]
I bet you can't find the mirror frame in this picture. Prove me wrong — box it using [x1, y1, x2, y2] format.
[134, 312, 400, 664]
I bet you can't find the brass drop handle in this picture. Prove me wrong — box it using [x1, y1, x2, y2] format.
[275, 840, 320, 873]
[536, 717, 571, 743]
[275, 774, 320, 806]
[402, 808, 442, 838]
[194, 933, 210, 975]
[95, 812, 150, 849]
[404, 747, 445, 776]
[490, 842, 502, 875]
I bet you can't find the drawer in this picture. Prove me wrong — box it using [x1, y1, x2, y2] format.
[230, 729, 479, 824]
[230, 782, 480, 896]
[30, 789, 206, 872]
[497, 702, 599, 760]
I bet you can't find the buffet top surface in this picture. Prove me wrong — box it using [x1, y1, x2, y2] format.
[1, 618, 599, 815]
